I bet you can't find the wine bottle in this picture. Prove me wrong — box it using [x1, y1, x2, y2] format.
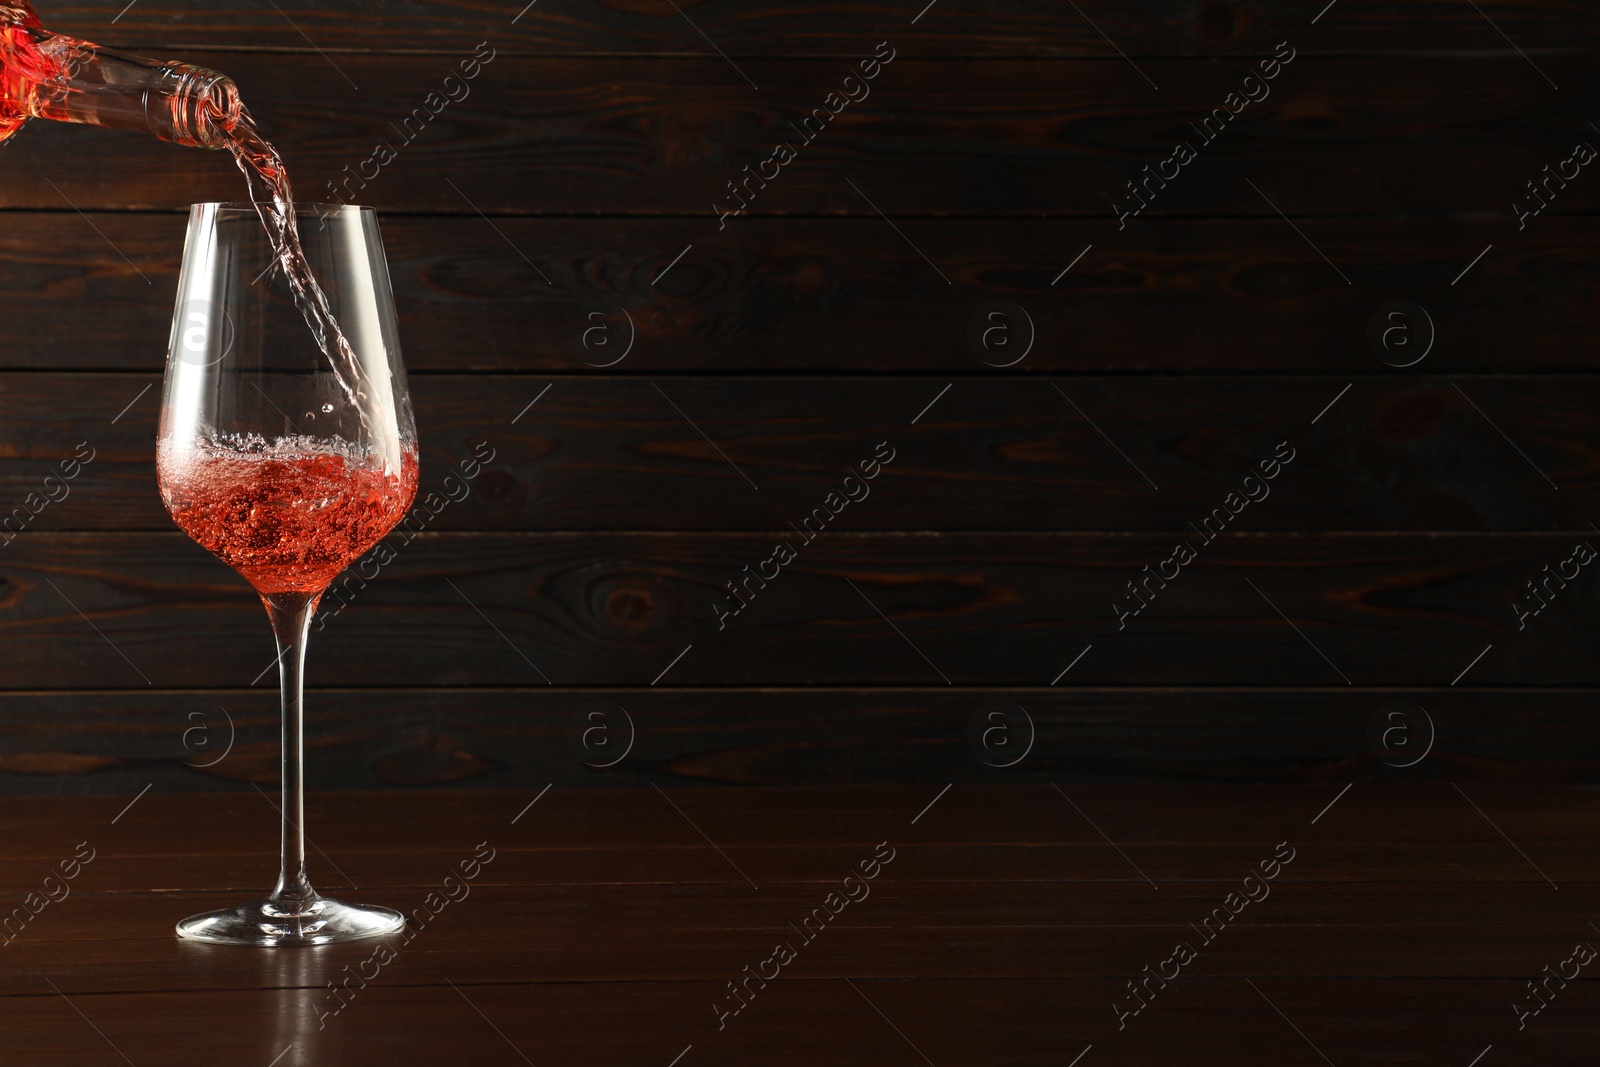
[0, 0, 240, 147]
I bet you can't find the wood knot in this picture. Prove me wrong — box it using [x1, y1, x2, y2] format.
[605, 585, 659, 630]
[474, 469, 517, 505]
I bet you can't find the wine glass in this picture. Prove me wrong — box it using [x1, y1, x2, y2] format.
[158, 202, 418, 946]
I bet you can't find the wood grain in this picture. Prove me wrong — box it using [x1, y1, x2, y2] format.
[0, 54, 1591, 216]
[0, 531, 1592, 688]
[0, 373, 1589, 531]
[0, 978, 1585, 1067]
[41, 0, 1600, 56]
[0, 686, 1597, 792]
[5, 881, 1600, 983]
[4, 783, 1595, 867]
[3, 215, 1596, 373]
[0, 787, 1593, 1064]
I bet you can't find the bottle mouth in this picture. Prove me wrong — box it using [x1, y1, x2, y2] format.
[159, 62, 240, 147]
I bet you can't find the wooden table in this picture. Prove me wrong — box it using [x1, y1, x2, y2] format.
[0, 783, 1594, 1064]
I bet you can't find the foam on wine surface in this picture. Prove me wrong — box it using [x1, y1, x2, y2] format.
[158, 436, 418, 596]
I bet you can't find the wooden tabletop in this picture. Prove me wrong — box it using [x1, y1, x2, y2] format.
[0, 783, 1594, 1065]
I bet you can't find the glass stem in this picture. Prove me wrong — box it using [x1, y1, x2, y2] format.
[265, 592, 318, 909]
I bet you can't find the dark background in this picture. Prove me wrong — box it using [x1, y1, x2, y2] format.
[0, 0, 1594, 793]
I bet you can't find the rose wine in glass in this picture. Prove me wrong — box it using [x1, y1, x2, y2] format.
[159, 202, 419, 947]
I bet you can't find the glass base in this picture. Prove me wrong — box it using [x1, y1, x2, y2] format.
[176, 895, 405, 947]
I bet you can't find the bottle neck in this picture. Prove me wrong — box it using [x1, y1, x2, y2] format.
[4, 22, 239, 147]
[140, 57, 242, 147]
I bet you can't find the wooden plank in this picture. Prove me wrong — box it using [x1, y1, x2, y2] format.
[8, 881, 1600, 985]
[0, 782, 1593, 987]
[1, 215, 1595, 373]
[0, 531, 1592, 688]
[0, 373, 1590, 531]
[7, 215, 1598, 374]
[42, 0, 1600, 56]
[9, 783, 1600, 859]
[0, 787, 1592, 1067]
[1, 686, 1599, 792]
[7, 833, 1600, 891]
[0, 54, 1591, 215]
[2, 783, 1600, 887]
[0, 977, 1580, 1067]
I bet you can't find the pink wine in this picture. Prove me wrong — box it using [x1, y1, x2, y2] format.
[0, 1, 365, 408]
[158, 441, 419, 597]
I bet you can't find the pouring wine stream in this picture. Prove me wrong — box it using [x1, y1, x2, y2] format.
[218, 106, 370, 418]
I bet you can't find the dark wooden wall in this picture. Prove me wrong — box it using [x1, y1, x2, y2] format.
[0, 0, 1595, 792]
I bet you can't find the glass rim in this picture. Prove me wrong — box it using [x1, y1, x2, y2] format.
[193, 201, 376, 216]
